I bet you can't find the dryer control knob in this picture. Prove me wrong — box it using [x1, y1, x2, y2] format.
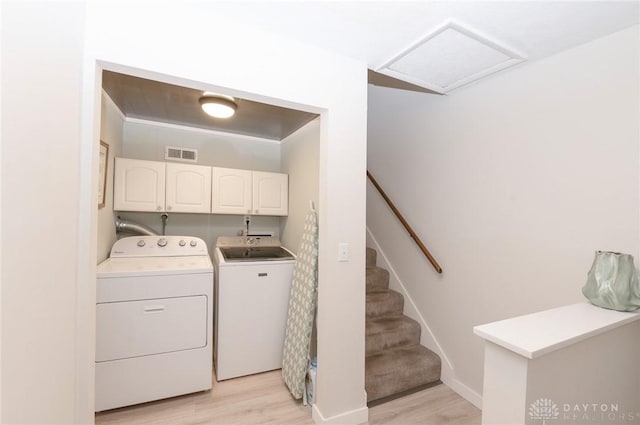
[190, 240, 198, 247]
[157, 238, 168, 247]
[179, 240, 186, 247]
[137, 240, 146, 247]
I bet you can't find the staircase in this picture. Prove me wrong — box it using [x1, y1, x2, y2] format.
[365, 247, 441, 403]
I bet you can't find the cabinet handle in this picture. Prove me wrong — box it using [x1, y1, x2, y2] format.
[167, 205, 172, 211]
[255, 209, 259, 214]
[258, 273, 268, 277]
[156, 206, 162, 211]
[247, 209, 251, 214]
[143, 305, 165, 313]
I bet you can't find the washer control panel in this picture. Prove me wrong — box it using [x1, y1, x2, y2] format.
[110, 236, 207, 258]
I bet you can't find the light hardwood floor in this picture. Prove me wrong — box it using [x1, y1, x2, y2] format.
[96, 370, 481, 425]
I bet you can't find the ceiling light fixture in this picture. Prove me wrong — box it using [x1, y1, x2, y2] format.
[199, 94, 237, 119]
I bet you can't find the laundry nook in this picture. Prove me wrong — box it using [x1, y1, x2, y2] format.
[93, 68, 321, 410]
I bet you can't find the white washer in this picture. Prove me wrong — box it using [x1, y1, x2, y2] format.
[214, 236, 296, 380]
[96, 235, 213, 412]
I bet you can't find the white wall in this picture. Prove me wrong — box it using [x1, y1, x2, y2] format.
[120, 211, 280, 253]
[1, 2, 86, 423]
[84, 3, 368, 425]
[367, 25, 640, 402]
[1, 2, 4, 418]
[123, 119, 282, 171]
[97, 92, 125, 263]
[280, 118, 320, 252]
[3, 1, 367, 422]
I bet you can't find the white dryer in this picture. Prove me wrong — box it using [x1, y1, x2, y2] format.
[96, 235, 213, 412]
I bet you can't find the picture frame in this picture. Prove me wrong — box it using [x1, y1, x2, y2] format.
[98, 141, 109, 208]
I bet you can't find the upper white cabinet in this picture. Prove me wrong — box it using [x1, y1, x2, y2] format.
[211, 167, 252, 214]
[114, 158, 211, 214]
[212, 168, 288, 216]
[114, 159, 288, 216]
[252, 171, 288, 216]
[114, 158, 166, 212]
[166, 163, 212, 214]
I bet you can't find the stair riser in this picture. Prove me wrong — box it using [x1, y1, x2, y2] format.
[365, 347, 442, 402]
[366, 324, 420, 355]
[366, 267, 390, 292]
[366, 248, 377, 268]
[366, 292, 404, 318]
[366, 368, 441, 402]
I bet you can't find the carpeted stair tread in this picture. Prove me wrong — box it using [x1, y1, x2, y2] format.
[365, 345, 441, 402]
[366, 289, 404, 318]
[366, 247, 377, 268]
[366, 266, 390, 292]
[366, 315, 421, 355]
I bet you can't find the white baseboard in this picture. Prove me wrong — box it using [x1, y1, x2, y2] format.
[442, 376, 483, 409]
[312, 402, 369, 425]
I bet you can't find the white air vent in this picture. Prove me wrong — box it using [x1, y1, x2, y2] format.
[165, 146, 198, 163]
[376, 21, 526, 94]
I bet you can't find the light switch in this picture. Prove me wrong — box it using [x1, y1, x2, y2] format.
[338, 243, 350, 262]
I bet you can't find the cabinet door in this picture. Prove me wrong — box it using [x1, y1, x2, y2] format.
[252, 171, 288, 216]
[165, 163, 212, 213]
[113, 158, 166, 212]
[211, 167, 252, 214]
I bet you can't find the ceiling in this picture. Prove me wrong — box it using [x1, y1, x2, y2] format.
[102, 71, 319, 141]
[103, 2, 638, 139]
[209, 1, 639, 93]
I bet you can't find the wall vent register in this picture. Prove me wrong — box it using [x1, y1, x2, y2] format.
[165, 146, 198, 162]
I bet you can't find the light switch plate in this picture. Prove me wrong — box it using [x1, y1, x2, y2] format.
[338, 243, 350, 262]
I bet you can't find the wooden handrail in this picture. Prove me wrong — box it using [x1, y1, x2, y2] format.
[367, 170, 443, 274]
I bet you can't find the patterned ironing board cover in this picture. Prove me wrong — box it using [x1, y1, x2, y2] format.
[282, 209, 318, 399]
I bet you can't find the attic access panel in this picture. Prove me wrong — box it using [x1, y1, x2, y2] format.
[376, 21, 526, 94]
